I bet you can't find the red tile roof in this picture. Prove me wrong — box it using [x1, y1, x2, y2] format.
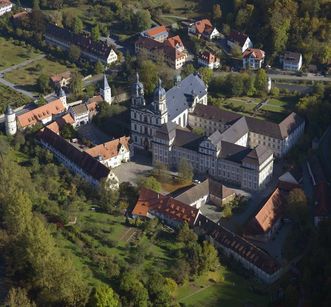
[194, 19, 213, 34]
[132, 188, 199, 226]
[46, 113, 75, 134]
[85, 136, 130, 161]
[145, 25, 168, 37]
[199, 50, 218, 64]
[17, 99, 66, 128]
[164, 35, 184, 49]
[243, 48, 265, 60]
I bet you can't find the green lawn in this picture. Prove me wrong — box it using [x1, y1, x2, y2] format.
[4, 58, 74, 94]
[0, 36, 42, 70]
[178, 267, 269, 307]
[0, 83, 31, 113]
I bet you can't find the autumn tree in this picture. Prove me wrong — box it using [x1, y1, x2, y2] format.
[178, 158, 193, 183]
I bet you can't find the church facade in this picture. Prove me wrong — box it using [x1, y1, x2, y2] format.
[130, 73, 304, 191]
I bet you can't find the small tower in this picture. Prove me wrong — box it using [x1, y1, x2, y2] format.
[58, 87, 67, 110]
[131, 72, 145, 107]
[153, 78, 168, 124]
[5, 105, 17, 136]
[100, 74, 112, 104]
[267, 77, 272, 93]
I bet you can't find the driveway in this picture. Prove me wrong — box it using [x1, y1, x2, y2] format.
[112, 150, 153, 185]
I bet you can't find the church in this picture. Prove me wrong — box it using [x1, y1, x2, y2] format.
[130, 73, 304, 191]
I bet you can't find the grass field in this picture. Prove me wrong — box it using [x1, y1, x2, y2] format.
[0, 37, 42, 70]
[0, 84, 31, 113]
[4, 58, 74, 94]
[177, 267, 268, 306]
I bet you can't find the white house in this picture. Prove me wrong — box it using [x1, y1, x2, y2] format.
[69, 104, 90, 127]
[198, 51, 220, 69]
[85, 136, 131, 169]
[0, 0, 12, 16]
[281, 51, 302, 71]
[227, 30, 253, 53]
[242, 48, 265, 70]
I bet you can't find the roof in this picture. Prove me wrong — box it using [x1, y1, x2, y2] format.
[278, 171, 299, 186]
[166, 73, 207, 120]
[196, 215, 280, 275]
[175, 178, 235, 205]
[164, 35, 184, 49]
[85, 136, 130, 161]
[242, 145, 273, 166]
[220, 116, 248, 143]
[278, 112, 305, 139]
[155, 121, 177, 140]
[46, 24, 114, 61]
[173, 128, 204, 151]
[70, 104, 89, 116]
[194, 19, 213, 34]
[243, 48, 265, 60]
[246, 188, 284, 235]
[46, 113, 75, 134]
[0, 0, 11, 8]
[283, 51, 302, 64]
[38, 128, 111, 181]
[132, 188, 200, 226]
[143, 25, 168, 38]
[191, 104, 242, 126]
[50, 71, 72, 83]
[228, 30, 249, 46]
[135, 36, 186, 61]
[17, 99, 66, 128]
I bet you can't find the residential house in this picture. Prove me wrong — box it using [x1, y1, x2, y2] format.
[46, 113, 75, 135]
[45, 24, 118, 65]
[141, 25, 169, 42]
[227, 30, 253, 53]
[281, 51, 302, 71]
[38, 127, 119, 189]
[85, 136, 131, 169]
[188, 19, 220, 40]
[132, 188, 200, 227]
[243, 48, 265, 70]
[175, 178, 236, 208]
[135, 35, 187, 69]
[50, 71, 72, 88]
[198, 51, 220, 69]
[16, 99, 67, 129]
[0, 0, 12, 16]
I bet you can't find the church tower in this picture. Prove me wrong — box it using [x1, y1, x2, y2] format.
[5, 105, 17, 136]
[131, 72, 145, 107]
[58, 87, 67, 110]
[100, 74, 112, 104]
[153, 78, 168, 124]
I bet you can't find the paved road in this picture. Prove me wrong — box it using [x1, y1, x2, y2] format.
[0, 54, 45, 74]
[0, 77, 34, 98]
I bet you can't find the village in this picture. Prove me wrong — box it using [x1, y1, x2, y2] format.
[0, 1, 330, 306]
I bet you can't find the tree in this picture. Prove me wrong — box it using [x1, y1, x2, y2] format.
[286, 188, 308, 224]
[87, 285, 119, 307]
[198, 67, 213, 85]
[134, 9, 152, 31]
[212, 4, 222, 24]
[5, 288, 36, 307]
[138, 176, 161, 192]
[181, 64, 195, 78]
[91, 24, 100, 42]
[94, 60, 104, 74]
[226, 74, 244, 96]
[33, 0, 40, 10]
[68, 44, 81, 62]
[201, 241, 219, 272]
[177, 221, 197, 243]
[152, 161, 169, 183]
[70, 72, 83, 97]
[192, 127, 205, 136]
[178, 158, 193, 183]
[230, 43, 242, 57]
[98, 180, 119, 213]
[37, 74, 50, 94]
[254, 69, 268, 96]
[73, 17, 83, 34]
[60, 123, 77, 139]
[138, 60, 158, 95]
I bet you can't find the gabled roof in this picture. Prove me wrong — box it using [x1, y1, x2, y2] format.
[194, 19, 213, 34]
[132, 188, 200, 226]
[46, 113, 75, 134]
[228, 30, 249, 46]
[278, 112, 304, 139]
[38, 128, 111, 181]
[143, 25, 168, 38]
[164, 35, 184, 48]
[243, 48, 265, 60]
[70, 103, 89, 116]
[220, 116, 248, 144]
[85, 136, 130, 161]
[17, 99, 66, 128]
[199, 50, 219, 64]
[46, 24, 114, 61]
[246, 188, 284, 235]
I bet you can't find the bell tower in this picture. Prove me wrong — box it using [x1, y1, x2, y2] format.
[153, 78, 168, 124]
[100, 74, 112, 104]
